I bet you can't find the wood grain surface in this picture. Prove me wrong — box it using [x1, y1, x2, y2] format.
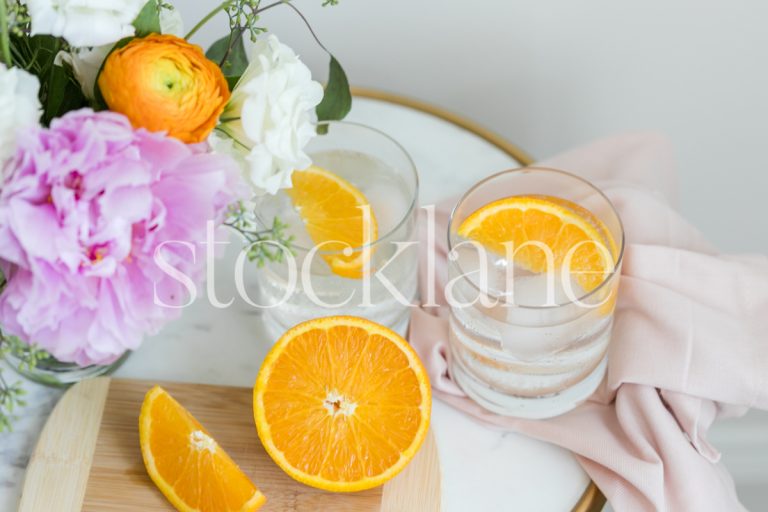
[19, 377, 440, 512]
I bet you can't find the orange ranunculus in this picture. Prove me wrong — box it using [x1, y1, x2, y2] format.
[98, 34, 229, 144]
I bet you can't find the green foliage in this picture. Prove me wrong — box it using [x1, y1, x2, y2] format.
[1, 1, 30, 37]
[7, 33, 89, 125]
[206, 31, 249, 91]
[4, 3, 84, 125]
[1, 335, 49, 371]
[225, 0, 266, 43]
[316, 55, 351, 123]
[0, 269, 48, 431]
[225, 203, 295, 267]
[0, 335, 48, 432]
[0, 0, 26, 66]
[0, 372, 26, 433]
[43, 62, 87, 124]
[9, 33, 56, 74]
[133, 0, 162, 37]
[203, 0, 271, 91]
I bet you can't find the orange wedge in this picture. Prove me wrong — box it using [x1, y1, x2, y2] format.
[287, 165, 378, 278]
[458, 195, 618, 292]
[139, 386, 266, 512]
[254, 316, 431, 492]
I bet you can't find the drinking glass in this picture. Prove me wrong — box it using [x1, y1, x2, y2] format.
[447, 167, 624, 418]
[254, 121, 419, 341]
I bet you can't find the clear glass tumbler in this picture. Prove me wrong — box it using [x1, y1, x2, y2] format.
[254, 121, 419, 341]
[447, 167, 624, 418]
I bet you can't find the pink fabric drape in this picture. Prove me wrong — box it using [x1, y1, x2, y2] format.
[409, 133, 768, 511]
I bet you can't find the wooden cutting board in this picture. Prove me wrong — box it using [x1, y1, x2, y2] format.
[17, 378, 440, 512]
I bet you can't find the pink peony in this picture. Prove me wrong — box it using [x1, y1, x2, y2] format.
[0, 109, 245, 365]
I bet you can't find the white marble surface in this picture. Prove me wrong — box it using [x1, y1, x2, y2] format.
[0, 97, 592, 511]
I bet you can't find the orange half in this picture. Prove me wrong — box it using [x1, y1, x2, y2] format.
[140, 386, 266, 512]
[254, 316, 431, 492]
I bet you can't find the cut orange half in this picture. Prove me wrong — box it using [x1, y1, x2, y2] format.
[458, 195, 618, 293]
[140, 386, 266, 512]
[254, 316, 431, 492]
[287, 165, 378, 279]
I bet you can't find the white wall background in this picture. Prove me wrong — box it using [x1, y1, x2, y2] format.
[180, 1, 768, 509]
[181, 0, 768, 253]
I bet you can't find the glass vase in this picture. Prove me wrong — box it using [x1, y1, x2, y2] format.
[2, 334, 129, 388]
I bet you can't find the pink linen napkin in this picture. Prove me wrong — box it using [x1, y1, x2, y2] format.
[409, 133, 768, 511]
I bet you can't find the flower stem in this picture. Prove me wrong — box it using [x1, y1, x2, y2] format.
[0, 0, 12, 66]
[218, 27, 246, 68]
[255, 0, 290, 14]
[283, 1, 330, 54]
[185, 0, 233, 40]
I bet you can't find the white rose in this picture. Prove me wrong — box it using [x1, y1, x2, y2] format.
[214, 35, 324, 196]
[26, 0, 147, 47]
[0, 65, 42, 166]
[56, 3, 185, 99]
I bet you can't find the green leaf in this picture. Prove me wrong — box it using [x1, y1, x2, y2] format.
[133, 0, 161, 37]
[10, 34, 60, 107]
[206, 31, 249, 91]
[225, 75, 240, 91]
[43, 64, 68, 122]
[316, 55, 351, 123]
[24, 35, 59, 72]
[43, 64, 87, 124]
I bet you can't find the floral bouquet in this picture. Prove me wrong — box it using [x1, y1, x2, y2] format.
[0, 0, 350, 430]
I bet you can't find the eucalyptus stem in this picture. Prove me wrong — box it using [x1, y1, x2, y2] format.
[0, 0, 12, 66]
[185, 0, 233, 40]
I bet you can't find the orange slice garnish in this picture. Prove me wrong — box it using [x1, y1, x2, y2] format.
[287, 165, 378, 278]
[458, 195, 617, 293]
[254, 316, 431, 492]
[139, 386, 266, 512]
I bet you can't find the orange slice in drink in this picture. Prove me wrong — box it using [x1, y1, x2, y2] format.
[287, 165, 378, 279]
[139, 386, 266, 512]
[457, 195, 618, 293]
[254, 316, 431, 492]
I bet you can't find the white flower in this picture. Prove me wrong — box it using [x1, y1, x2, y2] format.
[159, 4, 184, 37]
[26, 0, 147, 47]
[0, 65, 42, 166]
[56, 3, 185, 99]
[214, 35, 324, 196]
